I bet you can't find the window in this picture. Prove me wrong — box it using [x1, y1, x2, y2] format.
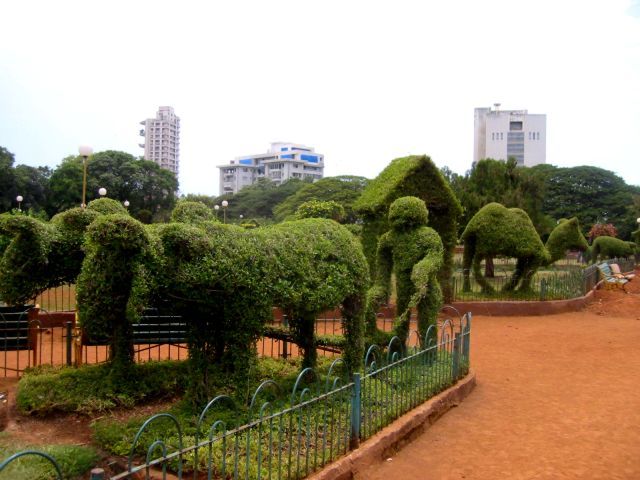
[492, 133, 495, 140]
[536, 132, 540, 140]
[510, 121, 523, 131]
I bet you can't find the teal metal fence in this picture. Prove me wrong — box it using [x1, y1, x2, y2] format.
[0, 311, 471, 480]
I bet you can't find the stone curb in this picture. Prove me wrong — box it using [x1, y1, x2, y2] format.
[308, 372, 477, 480]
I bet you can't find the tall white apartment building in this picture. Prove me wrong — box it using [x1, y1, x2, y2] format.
[217, 142, 324, 195]
[473, 105, 546, 167]
[139, 106, 180, 176]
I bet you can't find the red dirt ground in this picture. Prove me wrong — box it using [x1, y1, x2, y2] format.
[357, 269, 640, 480]
[1, 272, 639, 479]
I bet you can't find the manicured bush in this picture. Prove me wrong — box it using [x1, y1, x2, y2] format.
[354, 155, 462, 302]
[0, 442, 99, 480]
[368, 197, 444, 343]
[295, 200, 345, 222]
[86, 197, 128, 215]
[171, 200, 216, 224]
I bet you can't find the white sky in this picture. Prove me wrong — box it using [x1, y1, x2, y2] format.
[1, 0, 639, 196]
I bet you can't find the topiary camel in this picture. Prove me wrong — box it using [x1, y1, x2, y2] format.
[461, 203, 588, 292]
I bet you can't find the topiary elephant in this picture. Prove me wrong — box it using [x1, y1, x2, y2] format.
[461, 203, 588, 292]
[76, 211, 369, 406]
[588, 236, 636, 263]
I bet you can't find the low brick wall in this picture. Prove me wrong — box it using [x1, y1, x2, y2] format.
[308, 372, 477, 480]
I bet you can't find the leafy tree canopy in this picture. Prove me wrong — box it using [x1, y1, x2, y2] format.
[274, 176, 369, 223]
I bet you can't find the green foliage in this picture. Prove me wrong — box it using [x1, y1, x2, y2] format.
[86, 197, 128, 215]
[46, 150, 178, 220]
[171, 200, 216, 224]
[590, 235, 635, 262]
[295, 200, 345, 222]
[274, 176, 368, 223]
[81, 213, 368, 408]
[0, 438, 99, 480]
[214, 178, 308, 220]
[77, 214, 150, 384]
[461, 203, 550, 292]
[532, 164, 638, 240]
[16, 361, 188, 415]
[545, 217, 588, 263]
[368, 197, 444, 343]
[354, 155, 461, 301]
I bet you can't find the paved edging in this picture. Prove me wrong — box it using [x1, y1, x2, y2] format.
[308, 372, 477, 480]
[451, 283, 601, 316]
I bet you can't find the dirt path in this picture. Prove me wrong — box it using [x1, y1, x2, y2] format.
[357, 271, 640, 480]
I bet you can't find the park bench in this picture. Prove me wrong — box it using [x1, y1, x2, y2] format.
[596, 263, 629, 292]
[0, 305, 38, 366]
[609, 263, 635, 280]
[83, 307, 188, 346]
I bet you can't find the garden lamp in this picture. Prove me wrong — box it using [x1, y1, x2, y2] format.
[222, 200, 229, 223]
[16, 195, 23, 212]
[78, 145, 93, 208]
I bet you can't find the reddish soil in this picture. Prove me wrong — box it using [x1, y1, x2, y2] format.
[357, 269, 640, 479]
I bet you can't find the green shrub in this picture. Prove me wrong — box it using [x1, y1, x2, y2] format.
[295, 200, 345, 222]
[545, 217, 588, 263]
[0, 439, 99, 480]
[171, 201, 216, 224]
[16, 361, 188, 416]
[86, 197, 128, 215]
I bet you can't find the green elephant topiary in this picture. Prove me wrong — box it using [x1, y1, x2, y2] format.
[77, 211, 369, 406]
[367, 197, 444, 345]
[589, 236, 635, 262]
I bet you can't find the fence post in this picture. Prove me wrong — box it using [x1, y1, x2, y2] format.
[452, 334, 461, 379]
[90, 468, 105, 480]
[65, 321, 72, 366]
[539, 278, 547, 301]
[282, 314, 288, 360]
[350, 373, 361, 449]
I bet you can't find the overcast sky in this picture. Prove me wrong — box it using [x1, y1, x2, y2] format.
[1, 0, 639, 196]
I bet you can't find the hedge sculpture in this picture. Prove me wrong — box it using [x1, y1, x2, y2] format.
[367, 197, 444, 344]
[462, 204, 588, 292]
[0, 199, 126, 305]
[78, 211, 369, 406]
[589, 236, 635, 262]
[295, 200, 345, 222]
[171, 200, 216, 224]
[354, 155, 462, 302]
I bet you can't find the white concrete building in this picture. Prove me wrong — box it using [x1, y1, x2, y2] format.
[473, 105, 546, 167]
[217, 142, 324, 194]
[139, 106, 180, 176]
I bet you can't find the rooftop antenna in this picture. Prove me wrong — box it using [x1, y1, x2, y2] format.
[493, 102, 501, 112]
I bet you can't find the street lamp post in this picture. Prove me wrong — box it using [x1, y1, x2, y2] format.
[98, 187, 107, 197]
[214, 204, 220, 220]
[222, 200, 229, 224]
[124, 200, 130, 209]
[78, 145, 93, 208]
[16, 195, 23, 212]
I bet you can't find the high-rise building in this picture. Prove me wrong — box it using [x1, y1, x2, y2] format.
[139, 106, 180, 176]
[473, 105, 546, 167]
[217, 142, 324, 195]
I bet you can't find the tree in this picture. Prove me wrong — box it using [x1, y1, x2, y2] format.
[274, 176, 369, 223]
[13, 165, 51, 215]
[533, 165, 637, 239]
[212, 178, 307, 221]
[0, 147, 17, 212]
[47, 151, 178, 221]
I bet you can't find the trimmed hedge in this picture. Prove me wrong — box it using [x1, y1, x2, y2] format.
[354, 155, 462, 302]
[295, 200, 345, 222]
[171, 200, 216, 224]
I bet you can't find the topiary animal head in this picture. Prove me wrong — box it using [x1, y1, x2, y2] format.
[388, 196, 429, 230]
[86, 198, 128, 215]
[171, 201, 216, 224]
